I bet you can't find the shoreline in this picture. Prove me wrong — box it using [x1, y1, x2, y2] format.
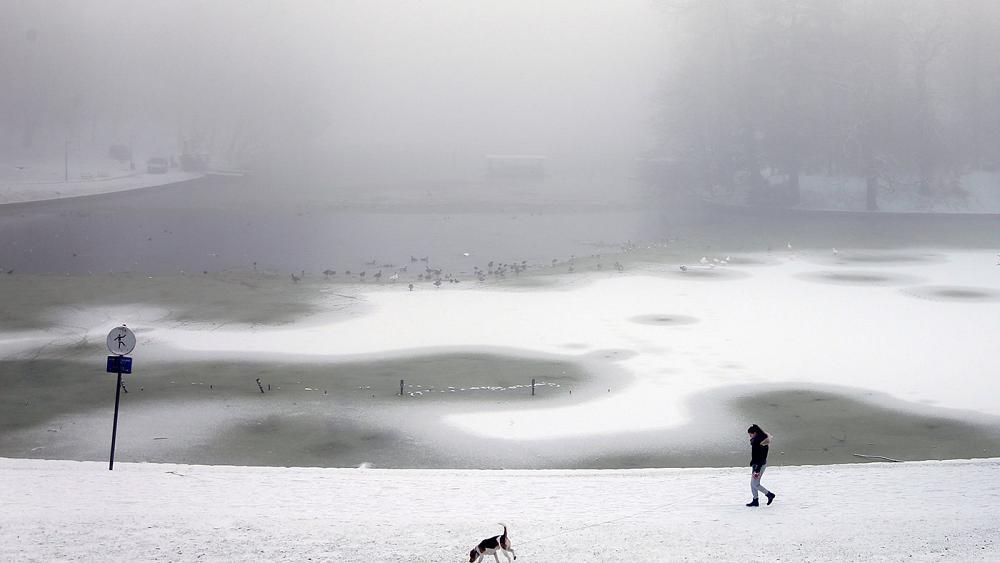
[0, 170, 206, 207]
[700, 196, 1000, 217]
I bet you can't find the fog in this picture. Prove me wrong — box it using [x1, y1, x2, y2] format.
[2, 1, 1000, 482]
[657, 0, 1000, 210]
[0, 1, 667, 187]
[1, 1, 999, 271]
[5, 1, 1000, 203]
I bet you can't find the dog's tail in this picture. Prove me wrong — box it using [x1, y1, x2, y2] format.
[498, 522, 508, 540]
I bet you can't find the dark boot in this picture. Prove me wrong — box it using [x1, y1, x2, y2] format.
[746, 498, 759, 507]
[766, 492, 776, 505]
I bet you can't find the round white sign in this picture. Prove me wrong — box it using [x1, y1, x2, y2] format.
[107, 325, 136, 355]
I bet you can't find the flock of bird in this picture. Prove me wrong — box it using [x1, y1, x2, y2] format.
[4, 241, 999, 280]
[289, 247, 1000, 282]
[283, 252, 626, 288]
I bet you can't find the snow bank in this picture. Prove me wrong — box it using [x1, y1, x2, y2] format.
[0, 151, 205, 205]
[0, 169, 203, 205]
[2, 456, 997, 561]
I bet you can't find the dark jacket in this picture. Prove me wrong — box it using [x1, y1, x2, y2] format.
[750, 433, 769, 469]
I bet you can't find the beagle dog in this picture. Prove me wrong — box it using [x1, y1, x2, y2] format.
[468, 523, 516, 562]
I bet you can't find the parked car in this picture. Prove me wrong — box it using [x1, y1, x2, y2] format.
[147, 157, 169, 174]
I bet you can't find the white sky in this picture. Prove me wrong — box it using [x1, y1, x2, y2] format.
[2, 0, 671, 173]
[320, 1, 669, 159]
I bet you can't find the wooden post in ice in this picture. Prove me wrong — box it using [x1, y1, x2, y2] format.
[400, 379, 404, 396]
[531, 378, 535, 396]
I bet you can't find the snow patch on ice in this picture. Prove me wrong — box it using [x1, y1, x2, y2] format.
[4, 250, 999, 442]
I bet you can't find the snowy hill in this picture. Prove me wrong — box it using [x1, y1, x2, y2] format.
[2, 457, 998, 561]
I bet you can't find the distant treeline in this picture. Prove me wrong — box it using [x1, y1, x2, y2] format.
[0, 3, 330, 167]
[656, 0, 1000, 208]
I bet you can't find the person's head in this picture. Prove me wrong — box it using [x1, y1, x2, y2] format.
[747, 424, 763, 437]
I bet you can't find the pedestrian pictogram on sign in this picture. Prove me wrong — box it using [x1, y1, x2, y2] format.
[107, 325, 136, 356]
[105, 325, 137, 471]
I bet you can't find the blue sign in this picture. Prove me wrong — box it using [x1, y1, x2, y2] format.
[107, 355, 132, 374]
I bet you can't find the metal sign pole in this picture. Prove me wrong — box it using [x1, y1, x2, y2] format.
[105, 325, 136, 472]
[109, 365, 123, 471]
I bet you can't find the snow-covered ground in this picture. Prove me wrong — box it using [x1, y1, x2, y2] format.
[2, 248, 998, 559]
[0, 153, 203, 205]
[2, 456, 998, 561]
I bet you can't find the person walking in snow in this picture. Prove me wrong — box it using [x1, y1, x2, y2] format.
[746, 424, 776, 507]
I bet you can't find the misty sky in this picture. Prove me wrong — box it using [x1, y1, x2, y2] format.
[324, 2, 666, 160]
[2, 1, 669, 178]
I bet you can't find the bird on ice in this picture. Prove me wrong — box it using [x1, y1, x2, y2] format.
[700, 256, 709, 264]
[833, 248, 839, 256]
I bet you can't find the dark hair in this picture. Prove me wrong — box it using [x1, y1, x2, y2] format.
[747, 424, 763, 434]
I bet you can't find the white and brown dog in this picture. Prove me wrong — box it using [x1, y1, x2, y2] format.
[468, 523, 516, 562]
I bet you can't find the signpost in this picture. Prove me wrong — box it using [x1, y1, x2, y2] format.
[106, 325, 135, 471]
[106, 355, 132, 374]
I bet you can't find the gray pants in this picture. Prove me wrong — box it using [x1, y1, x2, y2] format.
[750, 465, 771, 499]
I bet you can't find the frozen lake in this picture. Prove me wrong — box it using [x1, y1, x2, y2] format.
[1, 241, 998, 468]
[2, 175, 999, 468]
